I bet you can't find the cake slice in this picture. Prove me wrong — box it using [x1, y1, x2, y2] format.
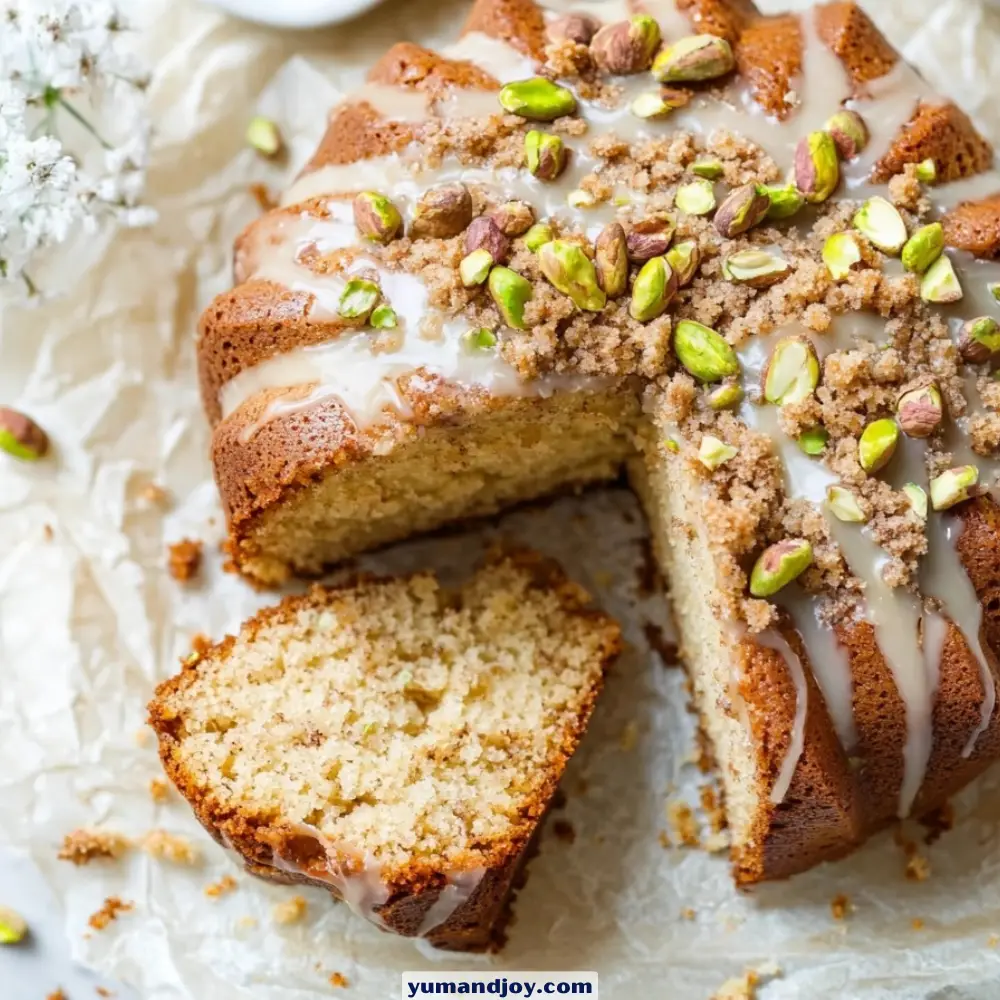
[149, 551, 620, 950]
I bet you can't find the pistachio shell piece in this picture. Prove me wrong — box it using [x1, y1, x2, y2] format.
[761, 183, 805, 220]
[896, 381, 943, 438]
[714, 184, 770, 239]
[698, 435, 738, 470]
[722, 249, 792, 288]
[370, 304, 397, 329]
[901, 222, 944, 274]
[822, 232, 863, 281]
[590, 14, 661, 74]
[858, 417, 899, 474]
[0, 407, 49, 461]
[594, 222, 628, 298]
[692, 159, 724, 180]
[525, 130, 568, 181]
[676, 178, 716, 216]
[674, 320, 739, 382]
[0, 905, 28, 944]
[825, 109, 869, 160]
[353, 191, 402, 244]
[827, 486, 867, 523]
[246, 115, 283, 157]
[903, 483, 928, 520]
[958, 316, 1000, 364]
[629, 87, 690, 119]
[498, 77, 578, 121]
[915, 158, 937, 184]
[652, 34, 735, 83]
[524, 223, 554, 252]
[852, 196, 907, 254]
[338, 278, 380, 320]
[460, 248, 494, 287]
[763, 337, 820, 406]
[488, 267, 533, 329]
[930, 465, 979, 510]
[708, 383, 744, 410]
[794, 131, 840, 204]
[666, 240, 701, 287]
[629, 256, 677, 322]
[463, 327, 498, 351]
[798, 427, 829, 455]
[920, 254, 963, 303]
[538, 240, 607, 312]
[750, 538, 814, 598]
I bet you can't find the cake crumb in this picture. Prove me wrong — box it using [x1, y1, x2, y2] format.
[665, 800, 700, 847]
[912, 918, 925, 930]
[88, 897, 133, 931]
[43, 523, 54, 541]
[204, 874, 238, 898]
[552, 819, 576, 844]
[140, 482, 169, 507]
[167, 538, 203, 582]
[148, 778, 170, 803]
[96, 988, 113, 997]
[905, 853, 931, 882]
[46, 991, 66, 1000]
[329, 972, 349, 988]
[190, 633, 213, 657]
[273, 895, 308, 925]
[710, 962, 781, 1000]
[680, 907, 696, 921]
[140, 829, 199, 866]
[703, 831, 730, 853]
[831, 894, 851, 920]
[58, 828, 130, 866]
[249, 182, 278, 212]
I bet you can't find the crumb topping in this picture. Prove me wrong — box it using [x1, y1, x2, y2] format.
[168, 538, 203, 583]
[58, 828, 130, 865]
[88, 896, 133, 931]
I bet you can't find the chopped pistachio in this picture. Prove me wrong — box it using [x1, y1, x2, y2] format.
[463, 328, 498, 351]
[673, 320, 739, 382]
[763, 336, 820, 406]
[370, 304, 397, 329]
[337, 278, 380, 320]
[822, 231, 863, 281]
[665, 437, 680, 453]
[459, 248, 494, 287]
[798, 427, 829, 455]
[901, 222, 944, 274]
[246, 115, 283, 157]
[675, 178, 716, 215]
[858, 418, 899, 474]
[903, 482, 928, 520]
[750, 539, 813, 598]
[0, 906, 27, 945]
[761, 182, 805, 220]
[827, 486, 867, 523]
[920, 254, 963, 303]
[567, 188, 597, 209]
[697, 435, 738, 470]
[524, 223, 554, 252]
[915, 158, 937, 184]
[722, 249, 792, 288]
[930, 465, 979, 510]
[853, 196, 907, 254]
[708, 383, 744, 410]
[692, 158, 724, 180]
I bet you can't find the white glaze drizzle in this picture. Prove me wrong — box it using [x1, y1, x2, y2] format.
[415, 869, 486, 937]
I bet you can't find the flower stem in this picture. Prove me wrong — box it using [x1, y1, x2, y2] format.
[58, 96, 112, 150]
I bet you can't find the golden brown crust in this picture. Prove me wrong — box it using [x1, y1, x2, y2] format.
[303, 102, 417, 175]
[675, 0, 758, 43]
[942, 193, 1000, 259]
[368, 42, 500, 95]
[734, 13, 802, 121]
[461, 0, 548, 59]
[815, 0, 899, 87]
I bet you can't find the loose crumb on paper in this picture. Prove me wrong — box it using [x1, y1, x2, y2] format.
[141, 830, 199, 866]
[552, 820, 576, 844]
[710, 962, 781, 1000]
[140, 481, 170, 507]
[905, 853, 931, 882]
[46, 991, 66, 1000]
[273, 895, 308, 925]
[88, 897, 134, 931]
[168, 538, 203, 582]
[329, 972, 349, 989]
[680, 907, 696, 921]
[831, 894, 851, 920]
[665, 800, 700, 847]
[190, 633, 213, 657]
[58, 828, 130, 865]
[96, 988, 113, 997]
[148, 778, 170, 803]
[912, 918, 925, 931]
[205, 874, 238, 898]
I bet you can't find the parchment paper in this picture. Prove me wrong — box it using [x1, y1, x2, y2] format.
[4, 0, 1000, 996]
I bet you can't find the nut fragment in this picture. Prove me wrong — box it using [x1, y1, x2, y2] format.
[463, 328, 498, 351]
[352, 191, 402, 244]
[538, 240, 607, 312]
[652, 34, 735, 83]
[338, 279, 380, 321]
[920, 254, 963, 303]
[0, 407, 49, 461]
[465, 216, 512, 264]
[488, 267, 533, 329]
[896, 381, 943, 438]
[763, 337, 820, 406]
[858, 418, 899, 474]
[491, 200, 535, 236]
[594, 222, 628, 298]
[627, 225, 674, 262]
[629, 256, 676, 322]
[0, 905, 27, 945]
[666, 240, 700, 287]
[794, 131, 840, 204]
[246, 116, 283, 158]
[525, 130, 568, 181]
[498, 77, 577, 120]
[760, 183, 804, 220]
[708, 383, 743, 410]
[547, 12, 600, 44]
[903, 483, 928, 519]
[901, 222, 944, 274]
[567, 188, 597, 208]
[713, 184, 770, 238]
[958, 316, 1000, 364]
[824, 109, 869, 160]
[721, 249, 792, 288]
[750, 539, 813, 598]
[698, 435, 738, 470]
[692, 159, 724, 180]
[852, 196, 907, 254]
[915, 158, 937, 184]
[629, 88, 690, 118]
[460, 248, 494, 287]
[930, 465, 979, 510]
[524, 223, 554, 252]
[411, 183, 473, 239]
[827, 486, 867, 523]
[822, 232, 863, 281]
[675, 178, 716, 216]
[590, 15, 661, 74]
[370, 304, 397, 329]
[674, 320, 739, 382]
[798, 427, 829, 455]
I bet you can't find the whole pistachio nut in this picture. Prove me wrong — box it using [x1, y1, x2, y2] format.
[567, 188, 597, 209]
[246, 115, 283, 158]
[498, 77, 578, 121]
[958, 316, 1000, 364]
[547, 11, 601, 44]
[463, 327, 498, 351]
[750, 538, 814, 598]
[525, 130, 568, 181]
[629, 256, 677, 322]
[708, 382, 744, 410]
[698, 435, 738, 470]
[674, 320, 739, 382]
[465, 216, 512, 264]
[491, 200, 535, 236]
[901, 222, 944, 274]
[692, 158, 724, 180]
[0, 407, 49, 461]
[488, 266, 533, 329]
[460, 248, 495, 287]
[722, 249, 793, 288]
[822, 231, 864, 281]
[824, 109, 869, 160]
[666, 240, 701, 287]
[595, 222, 629, 298]
[915, 158, 938, 184]
[852, 196, 907, 254]
[827, 486, 867, 523]
[920, 253, 963, 304]
[524, 222, 554, 252]
[794, 130, 840, 204]
[338, 278, 380, 320]
[353, 191, 402, 244]
[370, 304, 397, 329]
[410, 183, 473, 239]
[539, 239, 607, 312]
[714, 183, 770, 238]
[858, 417, 900, 474]
[903, 482, 928, 519]
[0, 905, 27, 945]
[590, 15, 661, 74]
[630, 87, 690, 119]
[930, 465, 979, 510]
[763, 336, 820, 406]
[896, 380, 943, 438]
[798, 426, 829, 455]
[676, 178, 716, 216]
[760, 182, 805, 220]
[652, 33, 736, 83]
